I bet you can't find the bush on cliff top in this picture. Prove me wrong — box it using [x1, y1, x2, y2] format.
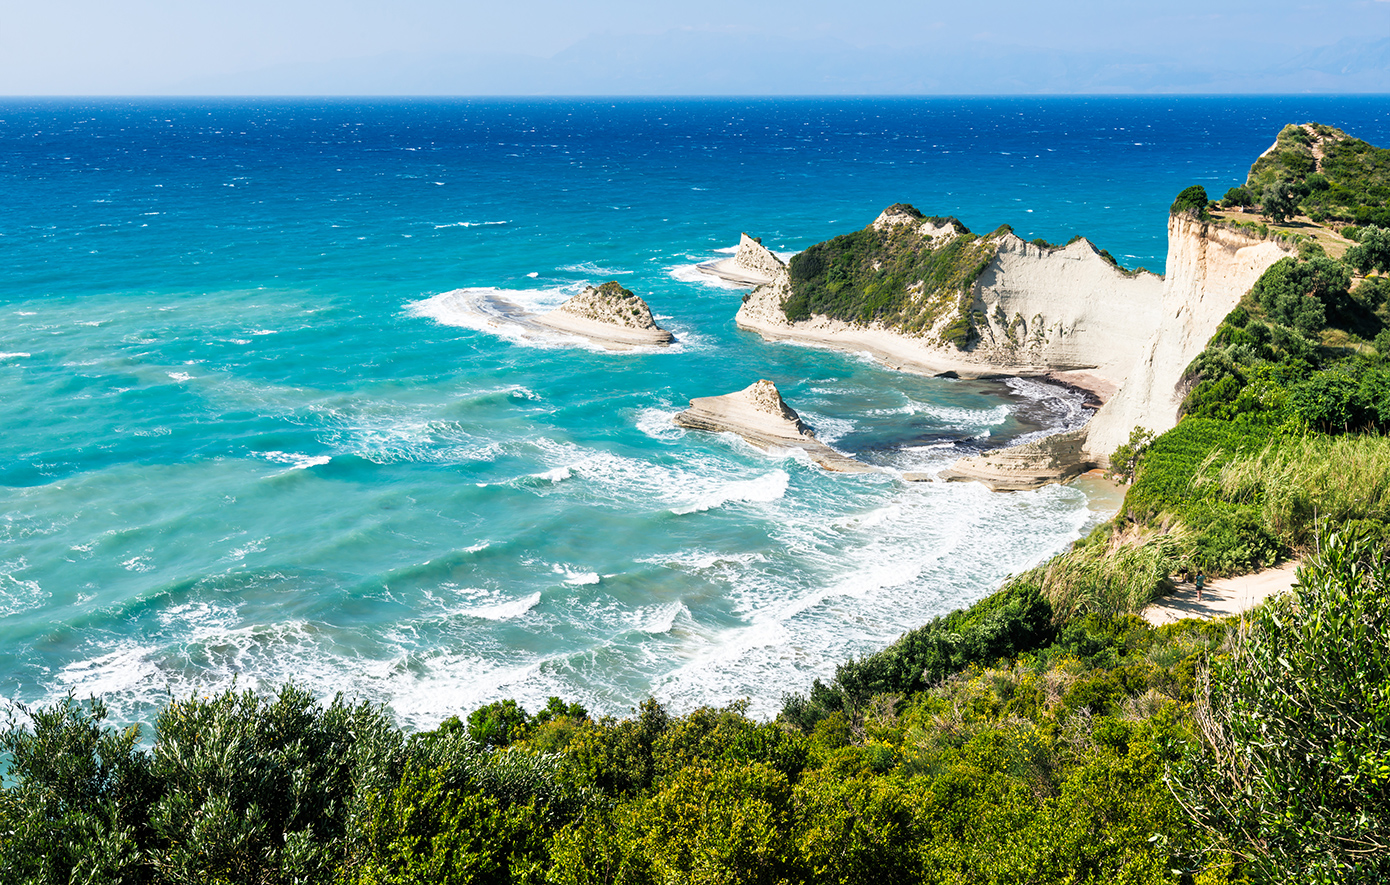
[1170, 184, 1211, 219]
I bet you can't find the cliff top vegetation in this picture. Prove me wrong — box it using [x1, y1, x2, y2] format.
[1238, 122, 1390, 227]
[782, 204, 997, 347]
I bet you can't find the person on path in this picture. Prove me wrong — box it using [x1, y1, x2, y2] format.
[1195, 571, 1206, 603]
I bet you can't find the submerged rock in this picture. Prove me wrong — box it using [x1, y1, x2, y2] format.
[673, 380, 875, 474]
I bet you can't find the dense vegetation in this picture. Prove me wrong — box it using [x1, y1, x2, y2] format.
[782, 204, 998, 347]
[1243, 123, 1390, 226]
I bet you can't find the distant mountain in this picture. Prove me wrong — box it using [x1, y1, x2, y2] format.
[168, 31, 1390, 96]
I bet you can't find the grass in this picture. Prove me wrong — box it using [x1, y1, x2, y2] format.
[1215, 434, 1390, 547]
[1207, 207, 1354, 259]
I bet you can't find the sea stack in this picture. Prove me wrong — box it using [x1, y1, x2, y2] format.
[673, 380, 875, 473]
[697, 233, 786, 286]
[536, 281, 673, 349]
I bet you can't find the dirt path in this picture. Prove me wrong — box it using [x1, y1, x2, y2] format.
[1143, 561, 1300, 626]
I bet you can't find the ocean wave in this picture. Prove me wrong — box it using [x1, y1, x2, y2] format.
[407, 287, 656, 354]
[637, 602, 688, 635]
[462, 591, 542, 621]
[0, 352, 31, 359]
[256, 450, 332, 471]
[666, 263, 747, 290]
[800, 413, 855, 444]
[0, 559, 48, 617]
[670, 470, 790, 515]
[433, 220, 509, 229]
[1001, 377, 1093, 444]
[559, 261, 632, 276]
[533, 466, 572, 483]
[635, 407, 685, 442]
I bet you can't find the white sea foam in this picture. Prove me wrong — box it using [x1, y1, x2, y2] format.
[801, 414, 855, 443]
[433, 220, 510, 229]
[407, 287, 627, 353]
[670, 470, 790, 515]
[257, 451, 331, 471]
[0, 560, 47, 617]
[635, 407, 685, 442]
[534, 466, 572, 483]
[639, 602, 688, 635]
[0, 352, 31, 359]
[560, 261, 632, 276]
[666, 263, 747, 290]
[167, 371, 192, 382]
[463, 592, 542, 621]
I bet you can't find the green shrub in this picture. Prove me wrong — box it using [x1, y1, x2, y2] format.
[1175, 533, 1390, 882]
[782, 208, 996, 343]
[1171, 185, 1211, 219]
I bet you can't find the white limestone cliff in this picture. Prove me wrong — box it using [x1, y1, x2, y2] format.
[735, 210, 1296, 488]
[1081, 216, 1295, 459]
[736, 228, 1165, 398]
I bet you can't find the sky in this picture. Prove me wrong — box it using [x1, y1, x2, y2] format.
[3, 0, 1389, 94]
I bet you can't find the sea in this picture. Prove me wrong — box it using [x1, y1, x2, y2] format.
[2, 95, 1387, 730]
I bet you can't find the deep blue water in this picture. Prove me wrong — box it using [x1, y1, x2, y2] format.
[1, 96, 1386, 727]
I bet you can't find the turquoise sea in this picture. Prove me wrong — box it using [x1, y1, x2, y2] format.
[2, 96, 1388, 728]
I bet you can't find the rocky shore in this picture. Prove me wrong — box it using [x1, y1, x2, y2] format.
[734, 206, 1296, 490]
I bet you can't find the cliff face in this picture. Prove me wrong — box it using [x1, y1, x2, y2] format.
[738, 209, 1297, 486]
[968, 234, 1164, 388]
[1082, 216, 1293, 460]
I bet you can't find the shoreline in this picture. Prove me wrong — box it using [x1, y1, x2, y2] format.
[736, 311, 1119, 406]
[695, 258, 774, 287]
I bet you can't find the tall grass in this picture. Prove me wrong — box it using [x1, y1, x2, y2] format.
[1216, 434, 1390, 546]
[1016, 528, 1185, 622]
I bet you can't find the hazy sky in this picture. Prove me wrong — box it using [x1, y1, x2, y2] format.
[4, 0, 1390, 94]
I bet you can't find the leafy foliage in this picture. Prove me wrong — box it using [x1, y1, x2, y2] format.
[1170, 185, 1211, 219]
[782, 206, 997, 346]
[780, 581, 1056, 729]
[1108, 426, 1154, 483]
[1245, 122, 1390, 226]
[1175, 534, 1390, 882]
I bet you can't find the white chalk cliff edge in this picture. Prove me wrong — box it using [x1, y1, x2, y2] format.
[698, 234, 787, 286]
[735, 208, 1295, 489]
[673, 380, 876, 473]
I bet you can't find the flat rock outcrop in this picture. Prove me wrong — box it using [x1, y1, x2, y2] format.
[697, 234, 787, 286]
[938, 429, 1093, 491]
[536, 281, 673, 348]
[673, 380, 875, 473]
